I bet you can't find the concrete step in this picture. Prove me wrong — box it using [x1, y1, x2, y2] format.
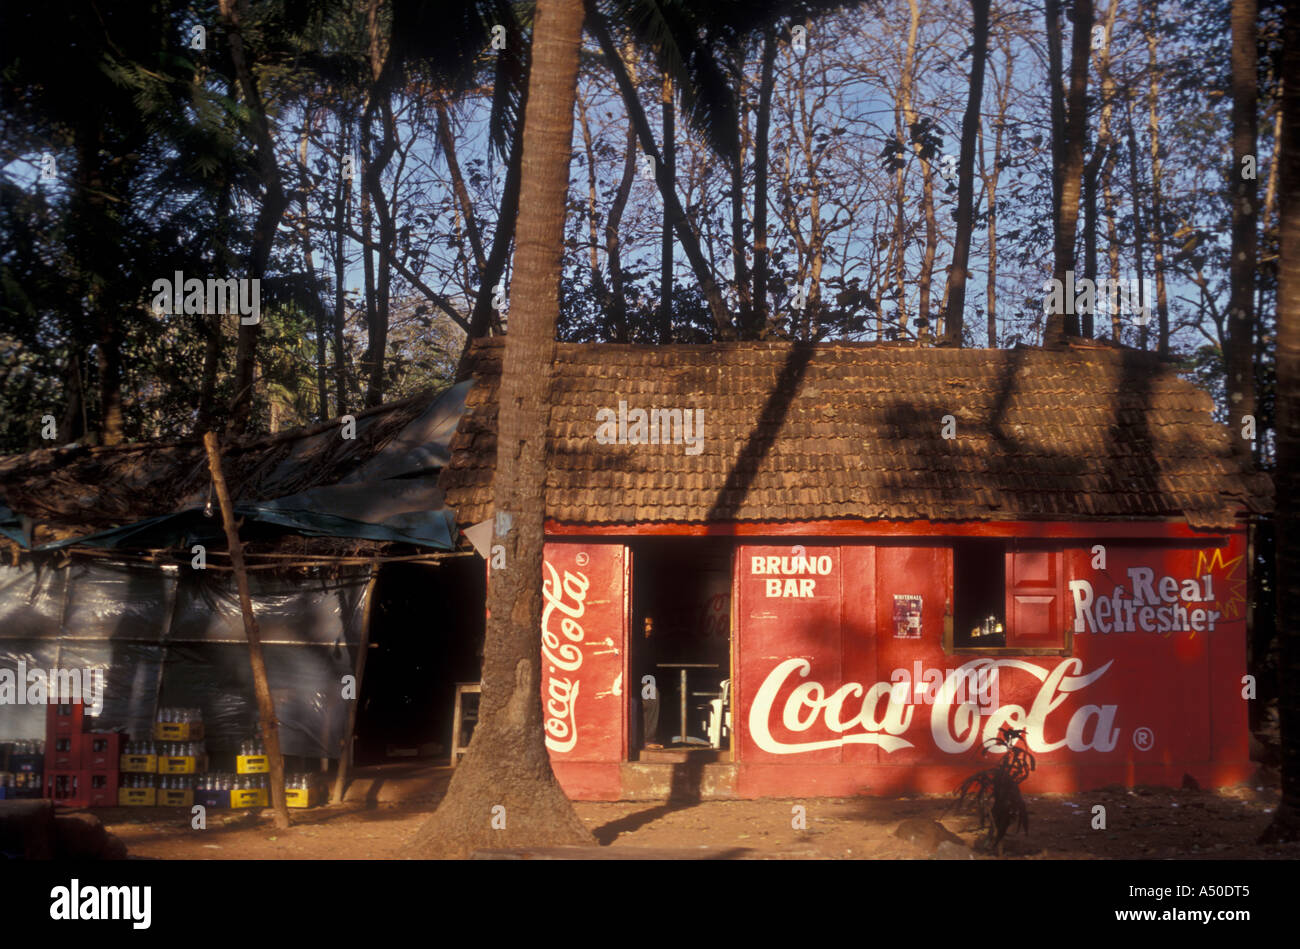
[638, 747, 727, 764]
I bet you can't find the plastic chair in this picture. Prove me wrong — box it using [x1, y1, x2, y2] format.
[706, 679, 731, 749]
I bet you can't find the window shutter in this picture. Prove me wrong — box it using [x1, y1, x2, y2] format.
[1004, 548, 1065, 649]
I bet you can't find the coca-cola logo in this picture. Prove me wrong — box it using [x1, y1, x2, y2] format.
[747, 657, 1119, 755]
[541, 560, 590, 753]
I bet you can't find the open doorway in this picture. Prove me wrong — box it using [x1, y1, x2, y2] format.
[629, 539, 732, 757]
[355, 559, 485, 765]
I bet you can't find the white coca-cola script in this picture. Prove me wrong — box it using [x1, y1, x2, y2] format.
[541, 561, 590, 753]
[747, 657, 1119, 755]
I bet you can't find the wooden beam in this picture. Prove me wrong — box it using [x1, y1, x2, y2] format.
[203, 431, 291, 830]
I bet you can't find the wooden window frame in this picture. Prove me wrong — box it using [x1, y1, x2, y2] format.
[943, 541, 1073, 657]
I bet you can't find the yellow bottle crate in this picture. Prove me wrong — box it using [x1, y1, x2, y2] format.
[236, 755, 270, 774]
[285, 785, 323, 808]
[156, 755, 204, 775]
[120, 754, 157, 773]
[230, 788, 268, 809]
[153, 722, 204, 742]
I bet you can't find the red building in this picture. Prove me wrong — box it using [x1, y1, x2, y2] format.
[443, 340, 1272, 801]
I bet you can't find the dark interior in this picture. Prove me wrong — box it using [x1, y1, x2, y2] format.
[954, 538, 1007, 647]
[354, 558, 485, 764]
[629, 539, 732, 751]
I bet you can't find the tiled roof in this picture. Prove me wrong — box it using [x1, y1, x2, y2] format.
[440, 339, 1272, 530]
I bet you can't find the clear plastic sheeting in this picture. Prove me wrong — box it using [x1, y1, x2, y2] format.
[157, 644, 352, 757]
[169, 570, 367, 645]
[0, 563, 371, 755]
[0, 644, 58, 740]
[0, 563, 67, 639]
[52, 641, 164, 743]
[60, 561, 176, 641]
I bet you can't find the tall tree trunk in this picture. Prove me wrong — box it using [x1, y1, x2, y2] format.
[943, 0, 990, 346]
[73, 126, 123, 446]
[364, 91, 397, 408]
[1261, 0, 1300, 844]
[298, 106, 329, 422]
[408, 0, 593, 859]
[578, 88, 613, 325]
[333, 113, 352, 417]
[58, 353, 85, 443]
[1097, 0, 1122, 340]
[220, 0, 289, 433]
[455, 82, 529, 380]
[1082, 116, 1101, 337]
[1124, 93, 1149, 349]
[751, 23, 778, 336]
[587, 5, 735, 338]
[1045, 0, 1067, 237]
[436, 96, 488, 275]
[1047, 0, 1093, 341]
[981, 120, 998, 346]
[983, 37, 1014, 346]
[360, 160, 377, 398]
[891, 0, 921, 337]
[1144, 2, 1171, 355]
[901, 0, 938, 339]
[661, 71, 676, 343]
[1229, 0, 1259, 458]
[605, 121, 637, 343]
[199, 86, 242, 432]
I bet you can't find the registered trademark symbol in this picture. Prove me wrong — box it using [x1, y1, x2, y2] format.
[576, 551, 589, 567]
[1132, 726, 1154, 751]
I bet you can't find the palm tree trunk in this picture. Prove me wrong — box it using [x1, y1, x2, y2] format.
[407, 0, 594, 858]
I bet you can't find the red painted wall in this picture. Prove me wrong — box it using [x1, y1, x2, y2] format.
[540, 528, 1252, 800]
[540, 542, 627, 799]
[734, 535, 1250, 797]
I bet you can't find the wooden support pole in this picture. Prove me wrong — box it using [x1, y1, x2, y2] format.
[332, 566, 378, 804]
[203, 431, 291, 830]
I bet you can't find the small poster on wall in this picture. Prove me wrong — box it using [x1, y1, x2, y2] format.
[893, 594, 923, 638]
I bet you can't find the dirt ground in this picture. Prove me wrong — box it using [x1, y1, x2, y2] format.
[98, 764, 1300, 860]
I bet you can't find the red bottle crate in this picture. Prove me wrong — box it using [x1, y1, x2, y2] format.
[45, 733, 82, 771]
[82, 733, 124, 770]
[46, 701, 86, 738]
[44, 770, 89, 808]
[85, 771, 122, 808]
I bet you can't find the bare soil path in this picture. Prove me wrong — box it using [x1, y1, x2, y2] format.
[97, 764, 1300, 860]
